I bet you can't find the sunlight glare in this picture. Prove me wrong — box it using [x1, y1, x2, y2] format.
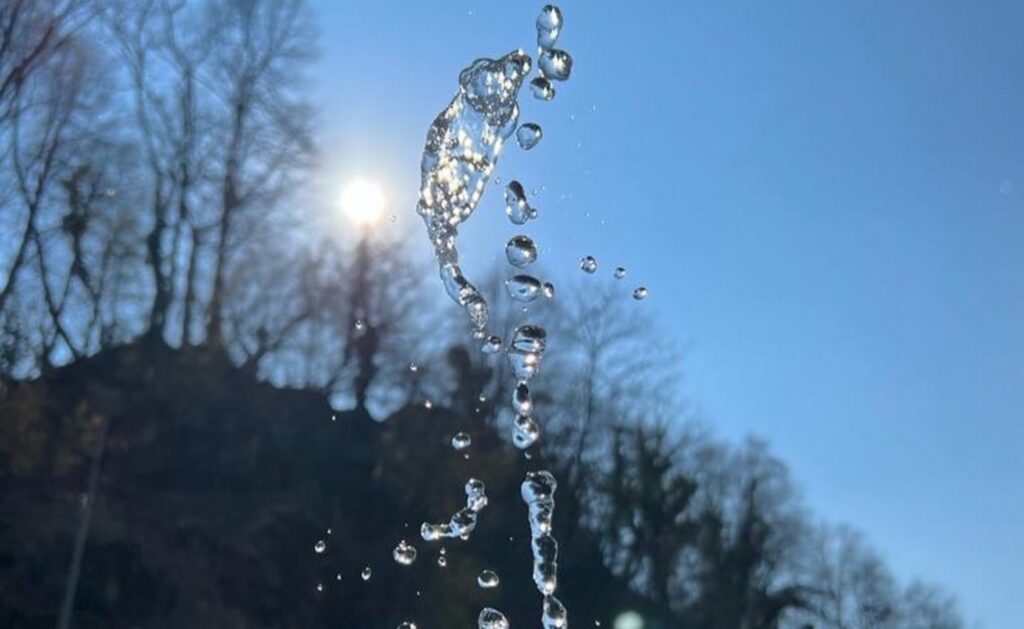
[340, 179, 386, 226]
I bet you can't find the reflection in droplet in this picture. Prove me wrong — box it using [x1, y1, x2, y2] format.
[452, 432, 472, 450]
[516, 123, 543, 150]
[506, 235, 538, 268]
[531, 77, 555, 101]
[393, 539, 417, 565]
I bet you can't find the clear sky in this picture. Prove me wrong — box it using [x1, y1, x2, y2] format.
[306, 1, 1024, 626]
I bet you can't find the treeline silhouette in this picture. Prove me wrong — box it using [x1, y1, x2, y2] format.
[0, 1, 965, 628]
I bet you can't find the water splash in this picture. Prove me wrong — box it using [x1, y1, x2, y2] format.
[417, 49, 532, 332]
[420, 478, 489, 541]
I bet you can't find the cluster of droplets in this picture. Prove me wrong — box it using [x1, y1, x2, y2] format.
[523, 471, 568, 627]
[414, 5, 575, 628]
[581, 255, 649, 300]
[420, 478, 489, 541]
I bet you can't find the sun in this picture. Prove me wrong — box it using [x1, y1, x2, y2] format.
[340, 179, 386, 227]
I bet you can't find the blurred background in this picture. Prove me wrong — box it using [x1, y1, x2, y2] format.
[1, 1, 1021, 627]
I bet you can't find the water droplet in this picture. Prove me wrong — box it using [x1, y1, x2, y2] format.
[336, 573, 342, 581]
[314, 540, 327, 554]
[507, 325, 547, 382]
[316, 582, 324, 592]
[614, 266, 626, 279]
[536, 4, 563, 49]
[437, 554, 448, 567]
[505, 181, 538, 225]
[513, 382, 533, 414]
[361, 566, 372, 581]
[516, 123, 543, 150]
[506, 274, 543, 302]
[543, 595, 569, 628]
[478, 569, 501, 588]
[393, 539, 418, 565]
[580, 255, 597, 274]
[531, 77, 556, 101]
[513, 414, 540, 449]
[479, 608, 511, 629]
[354, 319, 366, 334]
[452, 432, 472, 451]
[538, 49, 573, 82]
[543, 282, 555, 299]
[482, 335, 503, 354]
[424, 400, 433, 409]
[465, 478, 489, 511]
[397, 623, 418, 629]
[632, 286, 648, 300]
[409, 362, 419, 372]
[506, 235, 538, 267]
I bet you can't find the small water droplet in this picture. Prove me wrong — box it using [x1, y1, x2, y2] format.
[393, 539, 418, 565]
[531, 77, 555, 101]
[361, 566, 372, 581]
[505, 181, 538, 225]
[316, 582, 324, 592]
[536, 5, 563, 50]
[538, 49, 573, 82]
[409, 362, 419, 372]
[580, 256, 597, 274]
[542, 282, 555, 299]
[506, 235, 538, 267]
[614, 266, 626, 279]
[424, 400, 433, 409]
[513, 414, 540, 449]
[506, 274, 543, 302]
[479, 607, 511, 629]
[482, 335, 503, 354]
[452, 432, 472, 450]
[632, 286, 649, 300]
[397, 622, 418, 629]
[437, 554, 448, 568]
[314, 540, 327, 554]
[478, 569, 501, 588]
[516, 123, 543, 150]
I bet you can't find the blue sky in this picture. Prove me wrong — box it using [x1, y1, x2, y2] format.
[307, 1, 1024, 625]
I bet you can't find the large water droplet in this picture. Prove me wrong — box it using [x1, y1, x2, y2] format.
[361, 566, 372, 581]
[506, 274, 543, 302]
[479, 608, 510, 629]
[580, 255, 597, 273]
[513, 414, 540, 449]
[478, 569, 501, 588]
[505, 181, 538, 225]
[452, 432, 472, 451]
[536, 4, 563, 49]
[543, 595, 569, 628]
[507, 325, 547, 382]
[393, 539, 417, 565]
[632, 286, 649, 300]
[506, 235, 538, 268]
[314, 540, 327, 554]
[516, 123, 543, 150]
[531, 77, 556, 101]
[538, 49, 573, 82]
